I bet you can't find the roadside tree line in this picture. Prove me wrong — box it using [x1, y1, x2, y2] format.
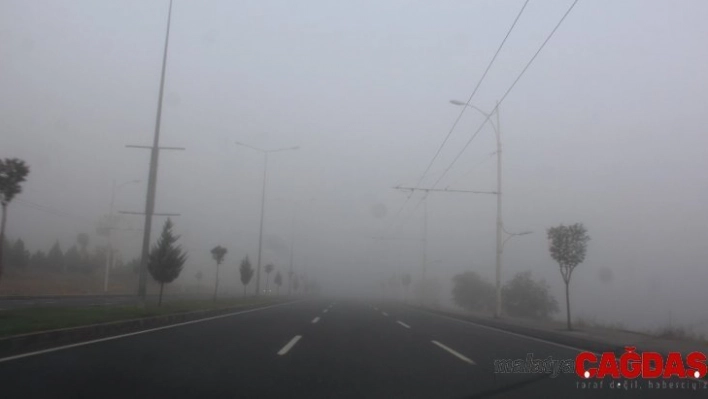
[452, 222, 590, 330]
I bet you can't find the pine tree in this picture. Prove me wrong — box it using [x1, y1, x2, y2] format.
[147, 219, 187, 305]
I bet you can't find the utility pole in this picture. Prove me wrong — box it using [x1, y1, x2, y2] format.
[494, 100, 503, 318]
[234, 141, 299, 296]
[288, 202, 296, 296]
[394, 187, 498, 280]
[422, 197, 428, 280]
[394, 186, 496, 281]
[124, 0, 185, 300]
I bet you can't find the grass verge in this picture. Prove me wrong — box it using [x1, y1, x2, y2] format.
[0, 297, 281, 338]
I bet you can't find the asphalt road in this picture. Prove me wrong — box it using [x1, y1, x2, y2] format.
[0, 299, 704, 398]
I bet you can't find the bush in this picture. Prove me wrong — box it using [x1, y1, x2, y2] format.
[502, 271, 558, 320]
[451, 271, 495, 313]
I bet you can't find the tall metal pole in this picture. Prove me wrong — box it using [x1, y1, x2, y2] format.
[288, 207, 295, 296]
[138, 0, 173, 299]
[104, 179, 116, 294]
[255, 152, 269, 296]
[422, 196, 428, 281]
[494, 101, 503, 318]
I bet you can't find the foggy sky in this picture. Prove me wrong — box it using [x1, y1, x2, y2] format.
[1, 0, 707, 332]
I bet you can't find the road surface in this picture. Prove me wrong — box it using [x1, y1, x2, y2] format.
[0, 299, 703, 398]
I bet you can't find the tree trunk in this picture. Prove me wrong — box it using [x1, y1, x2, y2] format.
[0, 204, 7, 281]
[265, 276, 269, 295]
[159, 282, 164, 306]
[243, 284, 247, 297]
[565, 280, 571, 330]
[213, 264, 220, 302]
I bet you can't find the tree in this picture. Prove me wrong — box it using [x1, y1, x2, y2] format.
[239, 256, 254, 297]
[0, 158, 30, 280]
[47, 241, 64, 273]
[147, 219, 187, 306]
[547, 223, 590, 330]
[210, 245, 227, 301]
[76, 233, 90, 259]
[195, 270, 203, 288]
[64, 245, 81, 272]
[30, 250, 47, 269]
[264, 263, 274, 295]
[274, 271, 283, 295]
[7, 239, 29, 268]
[451, 271, 495, 313]
[502, 271, 559, 320]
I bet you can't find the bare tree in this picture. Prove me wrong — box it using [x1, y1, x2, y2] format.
[547, 223, 590, 330]
[0, 158, 29, 281]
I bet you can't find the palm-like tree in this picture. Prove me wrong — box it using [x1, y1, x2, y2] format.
[210, 245, 227, 301]
[274, 271, 283, 295]
[240, 256, 254, 297]
[0, 158, 30, 281]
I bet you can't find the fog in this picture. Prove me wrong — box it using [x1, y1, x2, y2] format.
[1, 1, 707, 334]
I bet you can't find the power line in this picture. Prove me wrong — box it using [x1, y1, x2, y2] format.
[394, 0, 581, 232]
[384, 0, 530, 234]
[432, 0, 581, 189]
[444, 151, 496, 190]
[15, 198, 91, 222]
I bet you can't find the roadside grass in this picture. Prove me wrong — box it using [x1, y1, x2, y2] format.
[654, 325, 708, 345]
[0, 296, 282, 338]
[574, 317, 627, 332]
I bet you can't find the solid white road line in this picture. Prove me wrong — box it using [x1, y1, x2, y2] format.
[0, 300, 303, 364]
[420, 309, 595, 354]
[312, 317, 320, 324]
[397, 321, 411, 329]
[431, 340, 476, 365]
[382, 312, 389, 317]
[277, 335, 302, 356]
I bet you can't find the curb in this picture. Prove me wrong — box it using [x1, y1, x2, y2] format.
[413, 306, 626, 354]
[0, 301, 282, 358]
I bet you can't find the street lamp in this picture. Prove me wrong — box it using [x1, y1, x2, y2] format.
[235, 141, 299, 296]
[450, 99, 515, 318]
[104, 179, 140, 294]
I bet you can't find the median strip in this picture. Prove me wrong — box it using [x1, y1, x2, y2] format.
[0, 300, 297, 363]
[432, 340, 476, 365]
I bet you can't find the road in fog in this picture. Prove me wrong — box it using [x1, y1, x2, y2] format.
[0, 299, 702, 398]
